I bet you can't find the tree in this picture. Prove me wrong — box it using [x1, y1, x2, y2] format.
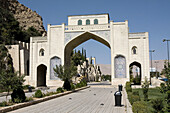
[160, 61, 170, 112]
[0, 45, 25, 101]
[54, 64, 77, 90]
[141, 77, 149, 101]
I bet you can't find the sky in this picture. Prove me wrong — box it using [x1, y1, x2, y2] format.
[18, 0, 170, 64]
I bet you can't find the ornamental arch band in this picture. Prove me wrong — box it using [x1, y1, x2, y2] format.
[28, 14, 150, 87]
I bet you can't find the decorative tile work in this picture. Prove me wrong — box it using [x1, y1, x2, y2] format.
[64, 32, 83, 45]
[115, 56, 126, 78]
[50, 56, 61, 80]
[90, 30, 110, 44]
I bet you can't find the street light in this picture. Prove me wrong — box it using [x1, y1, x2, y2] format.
[155, 61, 159, 78]
[149, 50, 155, 85]
[163, 39, 170, 64]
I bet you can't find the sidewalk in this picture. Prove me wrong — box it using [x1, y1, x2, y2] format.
[0, 87, 57, 102]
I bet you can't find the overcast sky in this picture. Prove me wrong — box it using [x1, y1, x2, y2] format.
[18, 0, 170, 64]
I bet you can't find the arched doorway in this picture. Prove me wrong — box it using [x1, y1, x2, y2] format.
[37, 64, 47, 87]
[129, 62, 141, 85]
[115, 55, 126, 78]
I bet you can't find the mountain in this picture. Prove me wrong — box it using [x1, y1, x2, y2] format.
[0, 0, 46, 34]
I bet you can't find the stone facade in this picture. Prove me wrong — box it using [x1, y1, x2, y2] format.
[27, 13, 150, 87]
[1, 0, 46, 34]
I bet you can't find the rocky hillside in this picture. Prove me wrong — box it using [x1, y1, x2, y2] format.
[0, 0, 46, 34]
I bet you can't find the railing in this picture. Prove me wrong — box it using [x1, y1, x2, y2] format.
[65, 24, 110, 32]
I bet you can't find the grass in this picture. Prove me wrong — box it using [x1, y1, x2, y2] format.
[131, 87, 166, 113]
[132, 87, 165, 101]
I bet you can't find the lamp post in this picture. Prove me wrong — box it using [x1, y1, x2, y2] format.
[149, 50, 155, 85]
[163, 39, 170, 64]
[155, 61, 159, 78]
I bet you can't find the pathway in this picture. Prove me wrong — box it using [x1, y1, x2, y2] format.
[9, 82, 126, 113]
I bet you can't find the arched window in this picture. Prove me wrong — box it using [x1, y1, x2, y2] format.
[39, 48, 44, 56]
[86, 19, 90, 25]
[94, 19, 98, 24]
[132, 46, 137, 54]
[78, 20, 82, 25]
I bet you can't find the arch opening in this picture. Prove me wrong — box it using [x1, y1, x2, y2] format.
[37, 64, 47, 87]
[129, 61, 141, 85]
[64, 32, 110, 66]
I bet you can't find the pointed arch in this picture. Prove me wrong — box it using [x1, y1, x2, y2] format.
[64, 32, 110, 66]
[37, 64, 47, 86]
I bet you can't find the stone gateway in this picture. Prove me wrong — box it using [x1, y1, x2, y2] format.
[27, 14, 149, 87]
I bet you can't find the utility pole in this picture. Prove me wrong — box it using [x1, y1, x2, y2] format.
[149, 50, 155, 85]
[163, 39, 170, 64]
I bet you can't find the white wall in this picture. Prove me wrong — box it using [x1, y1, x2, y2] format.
[68, 14, 109, 25]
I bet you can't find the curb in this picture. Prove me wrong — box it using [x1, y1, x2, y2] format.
[123, 87, 133, 113]
[0, 86, 90, 113]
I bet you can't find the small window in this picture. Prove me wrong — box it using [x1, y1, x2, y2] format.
[132, 46, 137, 54]
[78, 20, 82, 25]
[86, 19, 90, 25]
[94, 19, 98, 24]
[39, 48, 44, 56]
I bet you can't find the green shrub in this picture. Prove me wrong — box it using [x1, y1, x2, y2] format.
[70, 83, 75, 90]
[160, 83, 167, 93]
[0, 101, 8, 107]
[56, 87, 64, 93]
[35, 90, 43, 98]
[25, 97, 34, 102]
[80, 81, 85, 87]
[126, 82, 132, 92]
[11, 88, 26, 103]
[63, 79, 71, 91]
[133, 76, 141, 85]
[132, 91, 139, 96]
[132, 101, 149, 113]
[76, 83, 81, 88]
[151, 98, 164, 113]
[142, 78, 149, 101]
[128, 92, 140, 105]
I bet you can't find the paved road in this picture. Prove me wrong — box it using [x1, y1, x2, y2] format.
[9, 82, 126, 113]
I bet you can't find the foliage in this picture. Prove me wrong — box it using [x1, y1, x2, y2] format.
[132, 101, 149, 113]
[128, 92, 140, 105]
[151, 98, 164, 113]
[11, 87, 26, 103]
[63, 78, 71, 91]
[125, 82, 132, 92]
[129, 67, 134, 82]
[101, 75, 111, 81]
[0, 7, 42, 44]
[0, 101, 8, 107]
[71, 49, 86, 66]
[159, 83, 167, 93]
[70, 83, 75, 90]
[142, 77, 149, 101]
[133, 76, 141, 85]
[56, 87, 64, 93]
[35, 90, 43, 98]
[160, 61, 170, 112]
[132, 91, 139, 96]
[76, 83, 81, 88]
[54, 64, 77, 82]
[0, 45, 25, 101]
[25, 97, 34, 102]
